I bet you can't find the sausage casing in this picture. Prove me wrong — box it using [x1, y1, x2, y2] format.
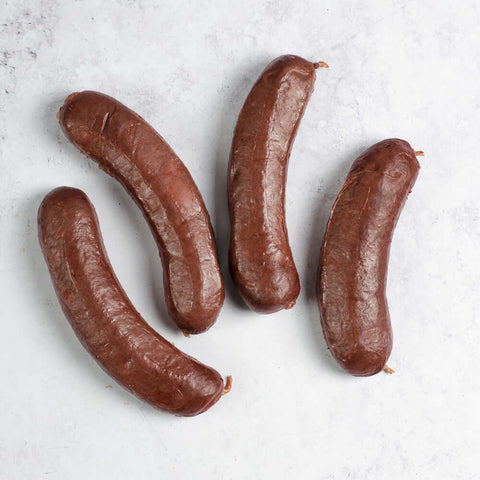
[318, 139, 420, 376]
[228, 55, 318, 313]
[59, 91, 224, 334]
[38, 187, 226, 416]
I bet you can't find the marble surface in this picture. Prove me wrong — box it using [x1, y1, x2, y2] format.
[1, 1, 480, 478]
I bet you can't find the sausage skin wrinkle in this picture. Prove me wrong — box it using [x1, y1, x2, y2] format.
[229, 55, 322, 313]
[38, 187, 228, 416]
[318, 139, 420, 376]
[58, 91, 224, 334]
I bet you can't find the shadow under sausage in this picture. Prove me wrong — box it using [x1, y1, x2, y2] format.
[302, 143, 367, 375]
[211, 57, 273, 314]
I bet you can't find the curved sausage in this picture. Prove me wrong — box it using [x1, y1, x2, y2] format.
[318, 139, 420, 376]
[58, 91, 224, 334]
[228, 55, 327, 313]
[38, 187, 230, 416]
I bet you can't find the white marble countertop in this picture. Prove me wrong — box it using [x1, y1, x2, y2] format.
[2, 1, 479, 478]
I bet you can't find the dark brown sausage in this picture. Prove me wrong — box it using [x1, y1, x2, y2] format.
[58, 91, 224, 334]
[229, 55, 325, 313]
[318, 139, 420, 376]
[38, 187, 230, 416]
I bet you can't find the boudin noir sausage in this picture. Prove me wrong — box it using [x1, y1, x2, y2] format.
[58, 91, 224, 334]
[318, 139, 420, 376]
[38, 187, 231, 416]
[228, 55, 328, 313]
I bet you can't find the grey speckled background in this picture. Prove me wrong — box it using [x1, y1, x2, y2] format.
[1, 1, 480, 479]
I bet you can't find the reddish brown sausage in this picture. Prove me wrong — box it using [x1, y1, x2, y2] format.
[229, 55, 325, 313]
[58, 91, 224, 334]
[38, 187, 230, 416]
[318, 139, 420, 376]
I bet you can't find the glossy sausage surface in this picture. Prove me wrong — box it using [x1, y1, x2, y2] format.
[228, 55, 320, 313]
[59, 91, 224, 334]
[318, 139, 420, 376]
[38, 187, 227, 416]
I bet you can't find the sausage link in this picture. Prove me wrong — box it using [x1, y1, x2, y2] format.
[38, 187, 228, 416]
[318, 139, 420, 376]
[229, 55, 323, 313]
[58, 91, 224, 334]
